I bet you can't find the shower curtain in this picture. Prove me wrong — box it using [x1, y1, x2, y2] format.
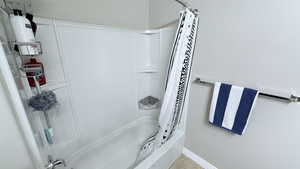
[157, 8, 198, 146]
[135, 8, 199, 163]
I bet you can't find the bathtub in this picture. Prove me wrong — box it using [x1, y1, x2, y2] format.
[66, 116, 183, 169]
[134, 130, 184, 169]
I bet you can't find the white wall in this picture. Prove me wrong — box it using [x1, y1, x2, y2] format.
[0, 77, 34, 169]
[150, 1, 300, 169]
[29, 0, 149, 29]
[149, 0, 181, 28]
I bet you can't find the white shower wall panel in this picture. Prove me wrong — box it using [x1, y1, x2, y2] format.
[139, 25, 177, 109]
[55, 23, 141, 147]
[159, 26, 177, 77]
[33, 18, 150, 157]
[33, 18, 178, 164]
[35, 21, 66, 87]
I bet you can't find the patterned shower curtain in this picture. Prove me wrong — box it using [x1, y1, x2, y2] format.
[135, 8, 199, 164]
[156, 8, 199, 146]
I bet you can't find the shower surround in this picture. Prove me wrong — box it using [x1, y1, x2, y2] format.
[0, 7, 197, 167]
[19, 17, 184, 169]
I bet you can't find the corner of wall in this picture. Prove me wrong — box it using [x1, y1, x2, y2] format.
[148, 0, 181, 29]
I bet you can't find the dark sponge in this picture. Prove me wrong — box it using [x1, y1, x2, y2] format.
[28, 90, 57, 111]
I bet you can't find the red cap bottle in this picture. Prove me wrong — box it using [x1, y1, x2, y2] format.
[25, 58, 46, 87]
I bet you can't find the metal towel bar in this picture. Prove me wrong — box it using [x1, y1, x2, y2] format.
[194, 77, 300, 103]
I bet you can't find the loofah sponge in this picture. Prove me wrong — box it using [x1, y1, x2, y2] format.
[28, 90, 57, 111]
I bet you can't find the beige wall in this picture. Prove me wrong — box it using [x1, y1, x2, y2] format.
[149, 0, 181, 28]
[30, 0, 149, 29]
[0, 76, 34, 169]
[150, 1, 300, 169]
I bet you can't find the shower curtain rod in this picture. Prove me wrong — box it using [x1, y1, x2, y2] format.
[194, 77, 300, 103]
[174, 0, 188, 8]
[174, 0, 199, 14]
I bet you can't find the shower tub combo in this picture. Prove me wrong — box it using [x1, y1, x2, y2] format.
[0, 2, 197, 169]
[0, 17, 186, 169]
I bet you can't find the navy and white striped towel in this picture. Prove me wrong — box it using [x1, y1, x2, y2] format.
[209, 82, 259, 135]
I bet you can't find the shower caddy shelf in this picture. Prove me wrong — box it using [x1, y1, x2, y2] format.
[13, 41, 44, 81]
[138, 96, 161, 110]
[10, 36, 56, 146]
[13, 41, 43, 56]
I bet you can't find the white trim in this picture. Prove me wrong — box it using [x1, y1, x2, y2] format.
[33, 17, 178, 36]
[0, 42, 44, 169]
[182, 147, 218, 169]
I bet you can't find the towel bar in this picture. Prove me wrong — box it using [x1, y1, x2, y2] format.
[194, 77, 300, 103]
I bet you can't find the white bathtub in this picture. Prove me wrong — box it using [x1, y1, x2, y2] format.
[134, 130, 184, 169]
[66, 116, 183, 169]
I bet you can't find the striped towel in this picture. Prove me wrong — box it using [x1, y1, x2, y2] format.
[209, 82, 259, 135]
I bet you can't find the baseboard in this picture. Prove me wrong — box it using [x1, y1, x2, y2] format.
[182, 147, 218, 169]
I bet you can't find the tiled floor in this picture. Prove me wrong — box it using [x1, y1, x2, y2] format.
[169, 155, 204, 169]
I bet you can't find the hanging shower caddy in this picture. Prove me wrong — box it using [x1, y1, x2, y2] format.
[1, 0, 58, 146]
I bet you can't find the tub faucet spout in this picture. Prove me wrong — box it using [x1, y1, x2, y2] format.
[45, 155, 66, 169]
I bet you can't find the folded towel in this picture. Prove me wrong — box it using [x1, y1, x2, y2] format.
[209, 82, 259, 135]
